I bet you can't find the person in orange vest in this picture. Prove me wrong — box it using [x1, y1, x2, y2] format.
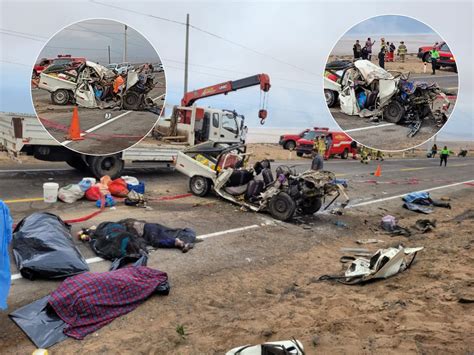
[113, 74, 125, 94]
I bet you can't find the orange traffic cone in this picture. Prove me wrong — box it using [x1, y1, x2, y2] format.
[374, 164, 382, 177]
[66, 106, 84, 141]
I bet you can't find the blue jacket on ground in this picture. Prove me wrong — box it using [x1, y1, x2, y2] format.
[0, 200, 13, 309]
[403, 191, 430, 203]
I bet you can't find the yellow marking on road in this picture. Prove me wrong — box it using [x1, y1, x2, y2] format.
[4, 197, 44, 204]
[400, 163, 469, 172]
[400, 167, 426, 171]
[335, 173, 347, 177]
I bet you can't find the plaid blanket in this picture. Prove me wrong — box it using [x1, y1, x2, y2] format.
[48, 266, 168, 339]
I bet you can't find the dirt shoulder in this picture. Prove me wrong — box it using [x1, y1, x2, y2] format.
[3, 187, 472, 354]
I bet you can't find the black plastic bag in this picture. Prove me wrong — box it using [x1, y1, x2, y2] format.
[9, 295, 68, 348]
[12, 213, 89, 280]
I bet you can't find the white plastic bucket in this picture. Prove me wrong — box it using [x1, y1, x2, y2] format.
[43, 182, 59, 203]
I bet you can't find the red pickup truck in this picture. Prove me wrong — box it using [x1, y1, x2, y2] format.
[32, 55, 86, 78]
[279, 129, 310, 150]
[295, 128, 356, 159]
[32, 58, 54, 78]
[418, 42, 456, 72]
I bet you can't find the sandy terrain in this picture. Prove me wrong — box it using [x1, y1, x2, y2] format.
[5, 186, 471, 354]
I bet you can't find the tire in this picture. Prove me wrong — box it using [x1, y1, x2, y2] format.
[300, 198, 322, 215]
[423, 52, 431, 63]
[51, 89, 70, 105]
[296, 151, 304, 157]
[123, 91, 141, 110]
[383, 101, 405, 123]
[325, 89, 337, 107]
[341, 148, 349, 159]
[268, 192, 296, 221]
[89, 155, 124, 179]
[66, 156, 90, 173]
[189, 175, 212, 197]
[284, 140, 296, 151]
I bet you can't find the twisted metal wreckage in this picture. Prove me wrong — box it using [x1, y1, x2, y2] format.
[37, 61, 160, 113]
[324, 60, 452, 137]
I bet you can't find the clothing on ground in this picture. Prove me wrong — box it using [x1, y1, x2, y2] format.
[48, 266, 169, 340]
[143, 223, 196, 247]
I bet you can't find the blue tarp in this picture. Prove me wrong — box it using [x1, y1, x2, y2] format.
[0, 201, 13, 309]
[402, 191, 430, 203]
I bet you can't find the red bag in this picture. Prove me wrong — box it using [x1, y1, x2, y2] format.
[108, 178, 129, 197]
[85, 186, 102, 201]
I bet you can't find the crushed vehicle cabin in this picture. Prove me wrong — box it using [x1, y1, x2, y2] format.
[324, 59, 451, 137]
[38, 61, 158, 111]
[175, 142, 349, 221]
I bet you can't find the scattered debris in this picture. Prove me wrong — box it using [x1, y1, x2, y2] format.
[320, 246, 423, 284]
[381, 215, 411, 237]
[226, 339, 304, 355]
[356, 239, 384, 244]
[334, 220, 347, 228]
[413, 219, 437, 233]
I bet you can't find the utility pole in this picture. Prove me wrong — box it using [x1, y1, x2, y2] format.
[108, 45, 111, 64]
[184, 13, 190, 95]
[123, 24, 128, 62]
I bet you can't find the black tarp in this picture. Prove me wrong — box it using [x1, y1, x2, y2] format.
[12, 213, 89, 280]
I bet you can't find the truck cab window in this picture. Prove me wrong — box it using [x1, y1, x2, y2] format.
[222, 114, 238, 134]
[212, 113, 219, 128]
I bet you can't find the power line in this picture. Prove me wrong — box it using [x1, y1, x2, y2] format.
[0, 28, 48, 39]
[88, 0, 318, 76]
[0, 31, 44, 42]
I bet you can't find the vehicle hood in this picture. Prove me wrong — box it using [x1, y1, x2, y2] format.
[85, 61, 116, 79]
[354, 60, 394, 84]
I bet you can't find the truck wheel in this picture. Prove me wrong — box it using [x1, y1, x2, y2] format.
[296, 151, 304, 157]
[325, 89, 337, 107]
[341, 148, 349, 159]
[51, 89, 70, 105]
[300, 197, 322, 215]
[383, 101, 405, 123]
[268, 192, 296, 221]
[189, 176, 212, 197]
[89, 155, 124, 179]
[66, 156, 90, 173]
[284, 140, 296, 151]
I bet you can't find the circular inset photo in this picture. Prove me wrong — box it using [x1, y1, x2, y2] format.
[31, 19, 166, 155]
[323, 15, 458, 151]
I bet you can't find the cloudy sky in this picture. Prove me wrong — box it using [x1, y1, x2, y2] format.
[0, 0, 472, 141]
[38, 19, 161, 65]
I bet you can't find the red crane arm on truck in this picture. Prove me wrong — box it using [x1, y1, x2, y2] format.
[181, 74, 271, 124]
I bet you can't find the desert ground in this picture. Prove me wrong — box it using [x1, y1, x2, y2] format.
[0, 145, 473, 354]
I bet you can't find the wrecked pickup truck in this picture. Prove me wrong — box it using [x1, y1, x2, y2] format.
[38, 61, 157, 111]
[324, 60, 451, 137]
[175, 142, 349, 221]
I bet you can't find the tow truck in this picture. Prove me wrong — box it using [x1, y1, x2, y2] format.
[1, 74, 270, 178]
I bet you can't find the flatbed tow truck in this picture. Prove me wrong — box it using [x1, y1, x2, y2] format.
[0, 74, 271, 178]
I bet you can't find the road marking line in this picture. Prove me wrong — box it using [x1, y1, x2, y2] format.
[62, 93, 165, 145]
[3, 197, 44, 203]
[345, 123, 395, 132]
[349, 179, 474, 208]
[10, 222, 269, 281]
[0, 168, 73, 173]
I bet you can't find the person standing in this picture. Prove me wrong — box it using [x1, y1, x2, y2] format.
[389, 42, 396, 62]
[397, 41, 407, 62]
[430, 46, 440, 75]
[318, 135, 327, 159]
[378, 47, 386, 69]
[353, 40, 362, 60]
[325, 134, 333, 158]
[361, 46, 369, 60]
[240, 125, 248, 144]
[439, 146, 449, 166]
[311, 150, 324, 171]
[365, 37, 375, 60]
[431, 143, 438, 158]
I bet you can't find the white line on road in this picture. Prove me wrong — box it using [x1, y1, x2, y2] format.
[10, 221, 270, 281]
[345, 123, 395, 132]
[349, 179, 474, 208]
[62, 93, 165, 145]
[0, 168, 74, 173]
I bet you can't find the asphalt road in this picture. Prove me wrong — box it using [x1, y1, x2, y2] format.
[329, 73, 458, 151]
[1, 155, 473, 349]
[31, 72, 166, 155]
